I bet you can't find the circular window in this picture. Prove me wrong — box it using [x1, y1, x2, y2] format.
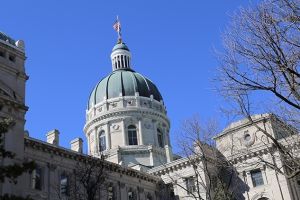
[244, 134, 251, 141]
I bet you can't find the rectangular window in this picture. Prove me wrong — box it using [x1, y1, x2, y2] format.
[128, 130, 137, 145]
[32, 167, 43, 190]
[251, 169, 264, 187]
[60, 174, 69, 196]
[0, 50, 4, 57]
[185, 177, 196, 194]
[158, 133, 164, 148]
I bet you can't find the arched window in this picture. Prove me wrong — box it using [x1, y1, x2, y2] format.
[157, 129, 164, 148]
[99, 130, 106, 151]
[128, 125, 138, 145]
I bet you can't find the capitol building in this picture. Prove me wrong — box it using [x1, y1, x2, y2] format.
[0, 30, 299, 200]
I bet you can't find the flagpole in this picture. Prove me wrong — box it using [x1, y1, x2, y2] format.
[117, 16, 121, 41]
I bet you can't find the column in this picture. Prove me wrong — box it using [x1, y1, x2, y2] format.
[152, 120, 158, 146]
[164, 129, 168, 146]
[138, 119, 143, 145]
[246, 172, 253, 188]
[107, 123, 111, 149]
[121, 120, 126, 145]
[149, 147, 154, 166]
[94, 128, 98, 153]
[104, 124, 109, 150]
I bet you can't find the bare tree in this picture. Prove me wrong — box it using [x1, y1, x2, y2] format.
[72, 155, 107, 200]
[161, 116, 242, 200]
[217, 0, 300, 179]
[53, 154, 108, 200]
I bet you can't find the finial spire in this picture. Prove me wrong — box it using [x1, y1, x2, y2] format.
[113, 16, 122, 43]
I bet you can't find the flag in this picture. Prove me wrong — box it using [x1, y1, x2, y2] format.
[113, 20, 121, 33]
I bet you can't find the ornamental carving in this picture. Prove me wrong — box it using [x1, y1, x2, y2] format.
[144, 123, 152, 129]
[111, 102, 118, 108]
[112, 124, 120, 130]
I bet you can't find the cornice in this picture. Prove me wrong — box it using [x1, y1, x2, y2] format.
[84, 109, 170, 132]
[0, 96, 28, 111]
[0, 39, 25, 55]
[214, 114, 271, 140]
[0, 63, 28, 81]
[148, 156, 200, 176]
[24, 137, 161, 183]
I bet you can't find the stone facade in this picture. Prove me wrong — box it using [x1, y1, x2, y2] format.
[214, 114, 300, 200]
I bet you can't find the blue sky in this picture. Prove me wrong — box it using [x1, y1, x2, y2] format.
[0, 0, 253, 153]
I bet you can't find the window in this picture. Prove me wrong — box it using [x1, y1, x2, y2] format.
[185, 177, 196, 194]
[0, 50, 4, 57]
[60, 174, 69, 196]
[107, 184, 114, 200]
[99, 130, 106, 152]
[157, 129, 164, 148]
[128, 189, 136, 200]
[251, 169, 264, 187]
[128, 125, 138, 145]
[146, 193, 152, 200]
[32, 167, 43, 190]
[9, 55, 15, 62]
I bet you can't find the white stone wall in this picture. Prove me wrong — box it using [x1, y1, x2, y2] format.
[84, 94, 172, 169]
[215, 115, 300, 200]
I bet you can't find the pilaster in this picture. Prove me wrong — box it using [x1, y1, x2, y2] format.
[138, 119, 143, 145]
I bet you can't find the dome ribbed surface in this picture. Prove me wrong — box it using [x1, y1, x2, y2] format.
[88, 69, 163, 109]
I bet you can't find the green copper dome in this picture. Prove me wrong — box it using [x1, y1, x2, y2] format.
[0, 32, 16, 46]
[88, 69, 163, 109]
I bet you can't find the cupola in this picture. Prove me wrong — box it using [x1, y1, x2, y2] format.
[110, 40, 132, 71]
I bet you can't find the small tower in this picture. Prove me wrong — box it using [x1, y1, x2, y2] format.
[110, 41, 132, 71]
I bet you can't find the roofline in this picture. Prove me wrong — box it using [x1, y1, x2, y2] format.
[24, 136, 161, 182]
[213, 113, 272, 140]
[0, 38, 25, 53]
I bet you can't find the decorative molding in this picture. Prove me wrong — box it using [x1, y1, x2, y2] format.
[84, 109, 169, 132]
